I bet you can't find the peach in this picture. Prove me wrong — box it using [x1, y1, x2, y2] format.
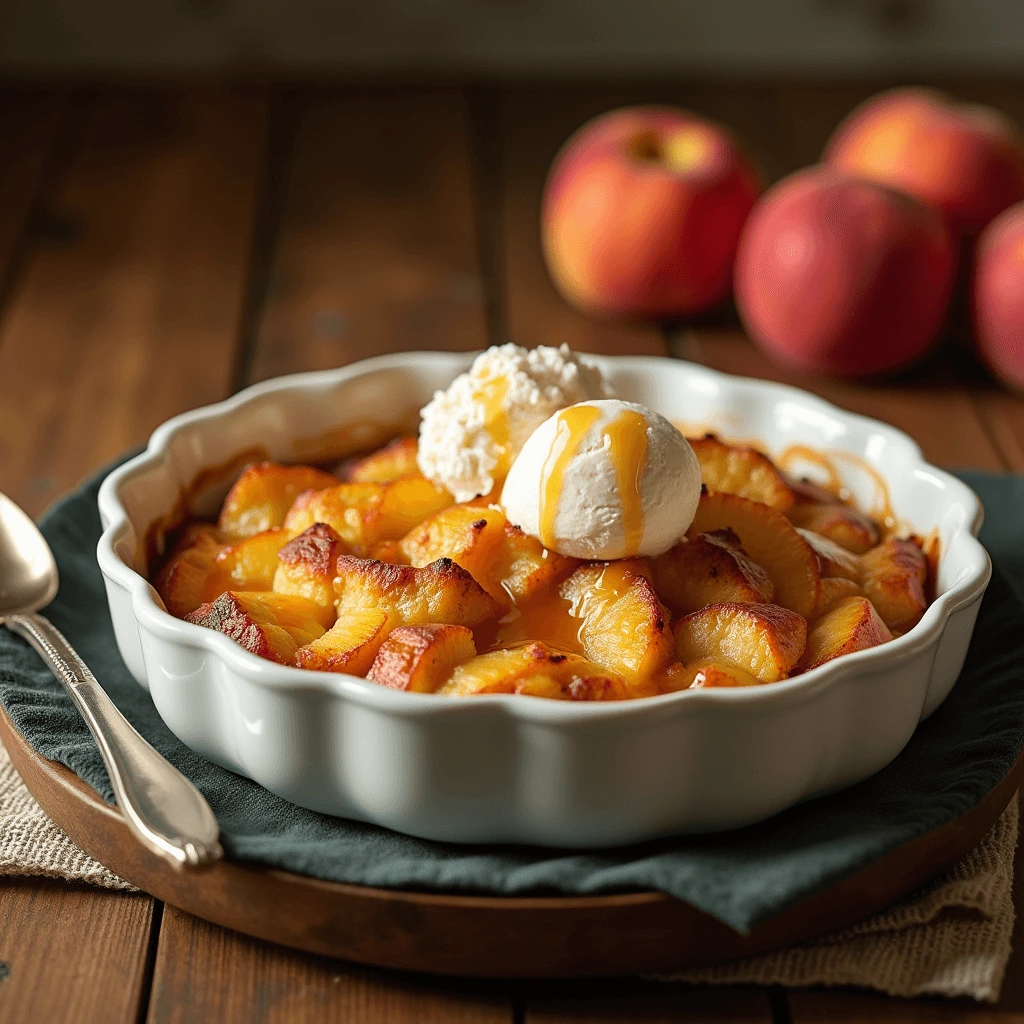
[824, 88, 1024, 235]
[734, 167, 956, 376]
[542, 106, 761, 318]
[973, 202, 1024, 389]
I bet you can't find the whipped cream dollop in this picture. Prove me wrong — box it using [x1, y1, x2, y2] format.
[501, 399, 701, 560]
[417, 343, 613, 502]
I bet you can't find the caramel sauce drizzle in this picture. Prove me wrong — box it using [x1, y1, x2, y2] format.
[776, 444, 899, 533]
[476, 374, 511, 476]
[603, 409, 648, 556]
[538, 404, 602, 549]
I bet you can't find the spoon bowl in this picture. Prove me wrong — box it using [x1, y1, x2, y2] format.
[0, 493, 58, 617]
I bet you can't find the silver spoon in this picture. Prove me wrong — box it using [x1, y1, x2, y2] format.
[0, 491, 222, 869]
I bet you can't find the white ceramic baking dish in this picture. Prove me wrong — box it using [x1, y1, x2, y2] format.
[97, 353, 991, 848]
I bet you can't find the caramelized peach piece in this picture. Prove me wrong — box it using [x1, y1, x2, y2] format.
[206, 528, 291, 598]
[859, 538, 928, 634]
[801, 596, 892, 670]
[185, 591, 330, 664]
[273, 523, 347, 609]
[400, 506, 508, 599]
[688, 491, 821, 618]
[285, 477, 452, 554]
[218, 463, 339, 538]
[347, 436, 420, 483]
[684, 662, 761, 689]
[155, 523, 226, 618]
[814, 576, 862, 617]
[789, 502, 880, 554]
[334, 556, 504, 631]
[797, 528, 860, 580]
[491, 524, 579, 604]
[367, 624, 477, 693]
[689, 434, 795, 512]
[560, 562, 674, 693]
[295, 608, 390, 675]
[651, 528, 774, 616]
[788, 477, 843, 505]
[674, 602, 807, 683]
[438, 643, 628, 700]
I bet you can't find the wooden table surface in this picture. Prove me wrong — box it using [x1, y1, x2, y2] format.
[1, 78, 1024, 1023]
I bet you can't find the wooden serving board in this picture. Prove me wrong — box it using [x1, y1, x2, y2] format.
[2, 703, 1020, 979]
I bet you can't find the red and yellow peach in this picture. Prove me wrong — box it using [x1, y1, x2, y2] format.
[973, 202, 1024, 389]
[542, 106, 761, 318]
[734, 167, 957, 377]
[824, 87, 1024, 236]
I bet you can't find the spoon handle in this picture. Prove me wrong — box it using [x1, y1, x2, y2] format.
[5, 612, 222, 869]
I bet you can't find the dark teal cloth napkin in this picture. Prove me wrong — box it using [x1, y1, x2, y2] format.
[1, 462, 1023, 934]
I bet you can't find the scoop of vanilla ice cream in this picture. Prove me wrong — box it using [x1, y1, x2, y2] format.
[501, 399, 701, 560]
[417, 343, 613, 502]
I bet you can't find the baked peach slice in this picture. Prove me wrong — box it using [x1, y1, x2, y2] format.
[689, 434, 795, 512]
[801, 596, 892, 671]
[401, 507, 578, 605]
[334, 556, 504, 632]
[367, 624, 477, 693]
[273, 523, 348, 609]
[560, 562, 674, 693]
[675, 602, 807, 684]
[295, 608, 390, 675]
[155, 523, 226, 617]
[185, 591, 331, 664]
[858, 538, 928, 634]
[438, 643, 629, 700]
[218, 462, 339, 538]
[788, 477, 843, 505]
[688, 491, 821, 619]
[346, 436, 420, 484]
[400, 506, 508, 600]
[788, 502, 880, 554]
[285, 477, 452, 554]
[651, 528, 774, 616]
[682, 662, 762, 689]
[205, 528, 291, 598]
[797, 528, 860, 581]
[814, 576, 862, 617]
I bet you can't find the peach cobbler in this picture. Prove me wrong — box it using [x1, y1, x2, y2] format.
[153, 345, 932, 700]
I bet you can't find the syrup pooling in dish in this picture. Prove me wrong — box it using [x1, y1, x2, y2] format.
[154, 345, 934, 702]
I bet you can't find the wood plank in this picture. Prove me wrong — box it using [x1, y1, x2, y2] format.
[526, 984, 775, 1024]
[0, 87, 66, 291]
[0, 878, 155, 1024]
[498, 85, 667, 357]
[147, 907, 513, 1024]
[0, 84, 267, 1024]
[0, 85, 267, 515]
[247, 87, 489, 382]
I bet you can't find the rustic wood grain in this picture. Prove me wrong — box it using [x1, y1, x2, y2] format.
[0, 88, 66, 294]
[0, 86, 267, 515]
[497, 86, 667, 357]
[0, 84, 267, 1024]
[247, 87, 489, 383]
[0, 878, 155, 1024]
[526, 985, 776, 1024]
[147, 907, 513, 1024]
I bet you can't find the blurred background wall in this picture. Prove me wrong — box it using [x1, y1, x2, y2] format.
[1, 0, 1023, 78]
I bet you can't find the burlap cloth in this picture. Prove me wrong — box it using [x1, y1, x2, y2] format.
[0, 737, 1016, 1000]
